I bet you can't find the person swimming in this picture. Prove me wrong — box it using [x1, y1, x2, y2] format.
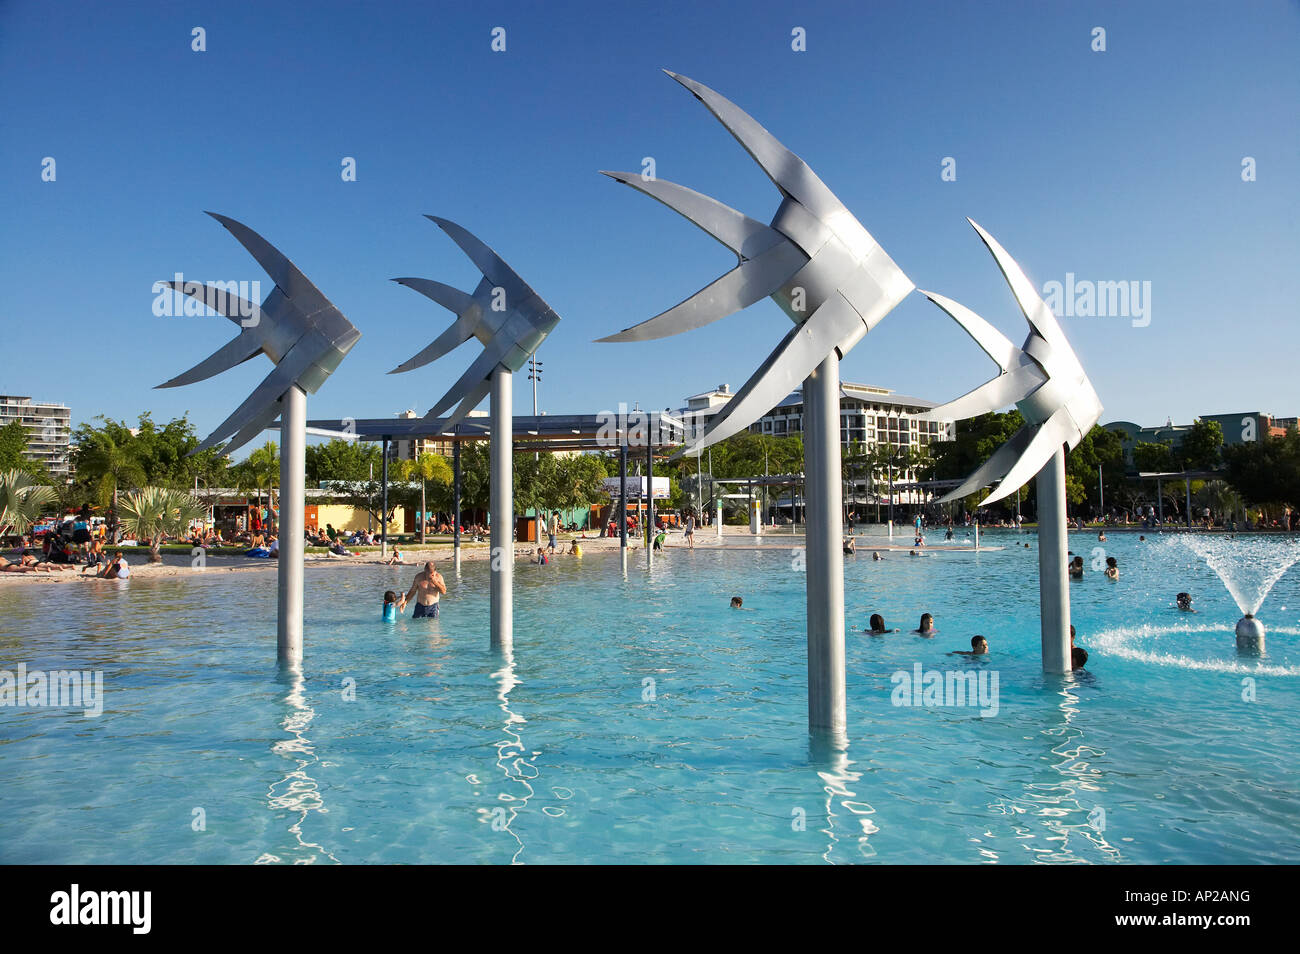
[1104, 556, 1119, 580]
[1176, 592, 1194, 612]
[1068, 555, 1085, 578]
[872, 551, 883, 561]
[866, 613, 899, 635]
[382, 589, 399, 622]
[843, 535, 856, 554]
[951, 635, 988, 656]
[730, 596, 743, 609]
[1072, 646, 1089, 670]
[913, 613, 937, 636]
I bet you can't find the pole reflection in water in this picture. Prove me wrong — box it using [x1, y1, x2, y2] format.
[258, 665, 339, 864]
[993, 675, 1120, 863]
[809, 733, 879, 863]
[480, 646, 538, 864]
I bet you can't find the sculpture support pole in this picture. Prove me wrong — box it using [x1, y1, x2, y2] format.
[1037, 446, 1071, 673]
[453, 432, 462, 573]
[619, 439, 628, 568]
[380, 437, 389, 558]
[805, 356, 847, 738]
[490, 366, 512, 650]
[646, 430, 654, 568]
[277, 385, 306, 666]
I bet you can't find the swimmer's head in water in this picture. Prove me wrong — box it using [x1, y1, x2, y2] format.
[1072, 646, 1089, 669]
[919, 613, 933, 631]
[730, 596, 743, 608]
[972, 635, 988, 653]
[869, 613, 885, 632]
[1176, 592, 1192, 609]
[1106, 556, 1117, 568]
[384, 590, 397, 604]
[872, 551, 881, 560]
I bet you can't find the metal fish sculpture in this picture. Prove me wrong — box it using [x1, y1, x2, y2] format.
[156, 212, 361, 454]
[390, 216, 560, 428]
[920, 219, 1103, 504]
[599, 71, 914, 454]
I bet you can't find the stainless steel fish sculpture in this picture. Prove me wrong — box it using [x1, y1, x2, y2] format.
[156, 212, 361, 454]
[390, 216, 560, 429]
[599, 71, 915, 454]
[920, 219, 1103, 504]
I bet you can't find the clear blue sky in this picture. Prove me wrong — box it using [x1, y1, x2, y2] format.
[2, 0, 1297, 455]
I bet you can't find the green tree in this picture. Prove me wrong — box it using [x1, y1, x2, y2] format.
[1176, 418, 1224, 471]
[75, 428, 147, 513]
[0, 421, 29, 471]
[1223, 427, 1300, 508]
[396, 453, 453, 543]
[0, 469, 57, 536]
[306, 439, 384, 484]
[117, 487, 205, 563]
[1133, 440, 1174, 473]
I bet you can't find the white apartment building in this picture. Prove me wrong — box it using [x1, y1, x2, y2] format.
[0, 395, 72, 477]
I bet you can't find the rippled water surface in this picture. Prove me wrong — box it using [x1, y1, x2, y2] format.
[1, 530, 1297, 864]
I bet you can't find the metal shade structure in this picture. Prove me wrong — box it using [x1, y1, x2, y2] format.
[919, 219, 1103, 673]
[390, 217, 561, 650]
[157, 212, 361, 665]
[599, 71, 916, 738]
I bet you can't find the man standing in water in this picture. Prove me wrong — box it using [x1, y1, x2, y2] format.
[399, 561, 447, 619]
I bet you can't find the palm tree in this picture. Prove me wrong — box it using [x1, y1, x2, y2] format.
[0, 469, 57, 537]
[79, 432, 146, 516]
[397, 453, 452, 543]
[117, 487, 205, 563]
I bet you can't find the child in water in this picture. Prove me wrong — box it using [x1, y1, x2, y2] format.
[383, 590, 400, 622]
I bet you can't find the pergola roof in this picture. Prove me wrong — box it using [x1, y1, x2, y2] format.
[304, 412, 689, 453]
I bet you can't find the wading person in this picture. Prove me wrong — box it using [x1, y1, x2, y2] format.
[399, 561, 446, 619]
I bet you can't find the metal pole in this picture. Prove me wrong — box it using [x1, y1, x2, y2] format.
[805, 356, 846, 738]
[490, 366, 513, 650]
[381, 437, 389, 559]
[1037, 446, 1071, 673]
[453, 430, 462, 573]
[1098, 464, 1104, 520]
[888, 460, 894, 540]
[1185, 476, 1192, 531]
[646, 425, 654, 567]
[277, 385, 306, 666]
[619, 438, 628, 566]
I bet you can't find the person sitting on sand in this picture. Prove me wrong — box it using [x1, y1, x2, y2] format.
[385, 546, 404, 565]
[92, 551, 130, 580]
[866, 613, 899, 635]
[570, 541, 582, 557]
[951, 635, 989, 656]
[1176, 592, 1194, 612]
[1104, 556, 1118, 580]
[914, 613, 937, 637]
